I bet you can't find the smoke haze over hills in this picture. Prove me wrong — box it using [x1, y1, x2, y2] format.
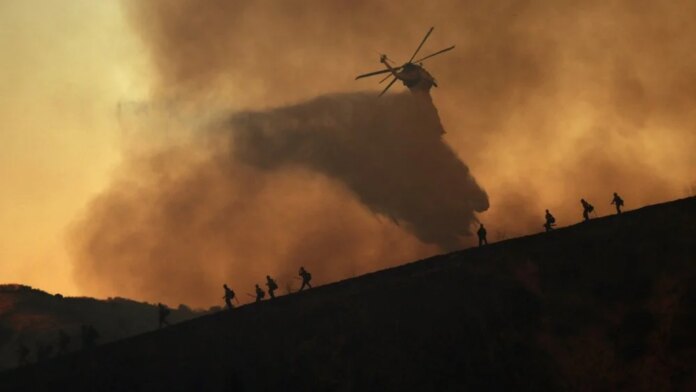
[69, 0, 696, 306]
[71, 92, 485, 307]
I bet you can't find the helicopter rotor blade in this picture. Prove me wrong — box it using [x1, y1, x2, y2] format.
[378, 76, 398, 97]
[414, 45, 455, 63]
[355, 68, 392, 80]
[409, 26, 434, 62]
[378, 65, 404, 83]
[378, 73, 392, 84]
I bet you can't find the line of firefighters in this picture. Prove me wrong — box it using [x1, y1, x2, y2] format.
[155, 192, 629, 329]
[21, 193, 629, 365]
[213, 193, 626, 314]
[21, 270, 315, 365]
[476, 192, 625, 246]
[222, 266, 312, 310]
[155, 267, 314, 328]
[15, 325, 99, 366]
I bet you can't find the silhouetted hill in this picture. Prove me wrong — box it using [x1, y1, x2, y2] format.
[1, 197, 694, 391]
[0, 286, 207, 370]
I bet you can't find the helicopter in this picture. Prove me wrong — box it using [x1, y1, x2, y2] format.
[355, 27, 455, 96]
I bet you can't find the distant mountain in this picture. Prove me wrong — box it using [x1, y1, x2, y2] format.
[0, 197, 694, 391]
[0, 285, 207, 370]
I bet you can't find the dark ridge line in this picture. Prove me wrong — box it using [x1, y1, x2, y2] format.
[4, 195, 693, 375]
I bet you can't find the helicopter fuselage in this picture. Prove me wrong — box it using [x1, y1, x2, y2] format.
[394, 64, 437, 94]
[355, 27, 452, 96]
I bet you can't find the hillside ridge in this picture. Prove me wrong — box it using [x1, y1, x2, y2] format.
[1, 196, 694, 391]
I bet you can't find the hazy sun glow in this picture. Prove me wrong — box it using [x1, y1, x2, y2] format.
[0, 1, 147, 295]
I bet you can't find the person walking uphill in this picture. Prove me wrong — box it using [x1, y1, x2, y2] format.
[266, 275, 278, 299]
[223, 284, 236, 310]
[80, 325, 99, 350]
[298, 267, 312, 291]
[254, 284, 265, 303]
[158, 303, 171, 329]
[477, 223, 488, 247]
[581, 198, 594, 221]
[611, 192, 624, 214]
[57, 329, 70, 355]
[544, 209, 556, 232]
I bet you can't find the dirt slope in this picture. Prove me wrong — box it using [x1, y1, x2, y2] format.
[1, 197, 694, 391]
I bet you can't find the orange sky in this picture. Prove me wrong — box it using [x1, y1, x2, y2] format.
[1, 1, 694, 304]
[0, 1, 147, 295]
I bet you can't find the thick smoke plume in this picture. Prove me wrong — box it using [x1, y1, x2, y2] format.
[72, 0, 696, 306]
[230, 93, 488, 248]
[72, 92, 485, 307]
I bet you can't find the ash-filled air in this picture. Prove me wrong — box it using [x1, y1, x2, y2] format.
[71, 92, 486, 307]
[70, 0, 696, 306]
